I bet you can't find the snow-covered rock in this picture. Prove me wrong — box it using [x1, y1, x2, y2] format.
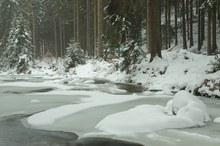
[214, 117, 220, 123]
[170, 91, 210, 124]
[96, 91, 210, 135]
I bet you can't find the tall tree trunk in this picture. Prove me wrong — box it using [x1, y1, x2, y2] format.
[198, 0, 201, 51]
[190, 0, 194, 47]
[62, 23, 66, 57]
[94, 0, 97, 56]
[218, 1, 220, 26]
[87, 0, 92, 56]
[186, 0, 190, 40]
[32, 14, 36, 58]
[73, 0, 77, 42]
[207, 7, 212, 55]
[182, 0, 187, 49]
[201, 1, 205, 43]
[98, 0, 103, 58]
[147, 0, 162, 62]
[54, 16, 58, 58]
[76, 0, 80, 44]
[168, 0, 171, 48]
[175, 0, 178, 46]
[165, 0, 168, 49]
[59, 16, 63, 57]
[212, 4, 217, 54]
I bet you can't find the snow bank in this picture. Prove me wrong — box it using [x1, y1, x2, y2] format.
[214, 117, 220, 123]
[96, 91, 210, 135]
[27, 91, 142, 126]
[166, 91, 210, 124]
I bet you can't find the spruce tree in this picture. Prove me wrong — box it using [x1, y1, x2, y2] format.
[4, 12, 33, 73]
[64, 39, 85, 72]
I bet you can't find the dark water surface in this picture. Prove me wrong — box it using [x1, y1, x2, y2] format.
[0, 114, 144, 146]
[0, 114, 78, 146]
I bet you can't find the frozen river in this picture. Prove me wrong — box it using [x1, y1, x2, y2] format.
[0, 75, 220, 146]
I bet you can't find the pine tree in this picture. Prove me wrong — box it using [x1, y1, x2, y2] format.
[64, 39, 85, 72]
[4, 12, 33, 73]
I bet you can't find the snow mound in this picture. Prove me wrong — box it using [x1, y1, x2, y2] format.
[168, 90, 210, 124]
[30, 99, 40, 103]
[214, 117, 220, 123]
[96, 91, 210, 135]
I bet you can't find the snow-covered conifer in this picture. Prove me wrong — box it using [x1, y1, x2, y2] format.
[64, 39, 85, 71]
[4, 12, 33, 73]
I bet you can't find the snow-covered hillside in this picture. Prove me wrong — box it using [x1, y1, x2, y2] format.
[70, 49, 220, 98]
[0, 48, 219, 98]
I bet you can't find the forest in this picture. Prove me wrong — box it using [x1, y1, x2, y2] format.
[0, 1, 220, 146]
[0, 0, 219, 73]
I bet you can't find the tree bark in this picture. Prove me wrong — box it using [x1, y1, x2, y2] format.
[54, 16, 58, 58]
[98, 0, 103, 58]
[190, 0, 194, 47]
[207, 7, 212, 55]
[197, 0, 201, 51]
[87, 0, 92, 56]
[165, 0, 168, 50]
[147, 0, 162, 62]
[182, 0, 187, 49]
[212, 5, 217, 54]
[175, 0, 178, 46]
[32, 14, 36, 58]
[59, 16, 63, 57]
[76, 0, 80, 44]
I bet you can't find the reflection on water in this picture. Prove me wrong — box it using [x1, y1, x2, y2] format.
[0, 76, 219, 146]
[72, 137, 144, 146]
[0, 114, 78, 146]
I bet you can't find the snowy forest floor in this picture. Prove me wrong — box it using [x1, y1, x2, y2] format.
[0, 48, 220, 146]
[1, 47, 219, 98]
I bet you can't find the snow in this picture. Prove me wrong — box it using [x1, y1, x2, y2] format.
[30, 99, 40, 103]
[214, 117, 220, 123]
[0, 80, 71, 90]
[27, 90, 144, 126]
[96, 91, 210, 135]
[63, 49, 219, 97]
[169, 91, 210, 123]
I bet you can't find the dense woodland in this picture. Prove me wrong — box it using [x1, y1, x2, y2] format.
[0, 0, 219, 73]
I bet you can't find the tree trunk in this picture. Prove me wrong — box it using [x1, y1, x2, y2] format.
[59, 16, 63, 57]
[32, 14, 36, 58]
[201, 1, 205, 43]
[207, 7, 212, 55]
[94, 0, 97, 56]
[182, 0, 187, 49]
[76, 0, 80, 44]
[175, 0, 178, 46]
[73, 0, 77, 42]
[198, 0, 201, 51]
[168, 0, 171, 48]
[212, 5, 217, 54]
[165, 0, 168, 50]
[98, 0, 103, 58]
[190, 0, 194, 47]
[54, 16, 58, 58]
[186, 0, 190, 40]
[87, 0, 92, 56]
[147, 0, 162, 62]
[218, 1, 220, 27]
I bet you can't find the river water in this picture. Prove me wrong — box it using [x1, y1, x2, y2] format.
[0, 75, 220, 146]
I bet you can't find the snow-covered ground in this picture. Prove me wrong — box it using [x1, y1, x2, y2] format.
[1, 49, 219, 98]
[0, 48, 219, 145]
[0, 76, 220, 146]
[69, 49, 220, 97]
